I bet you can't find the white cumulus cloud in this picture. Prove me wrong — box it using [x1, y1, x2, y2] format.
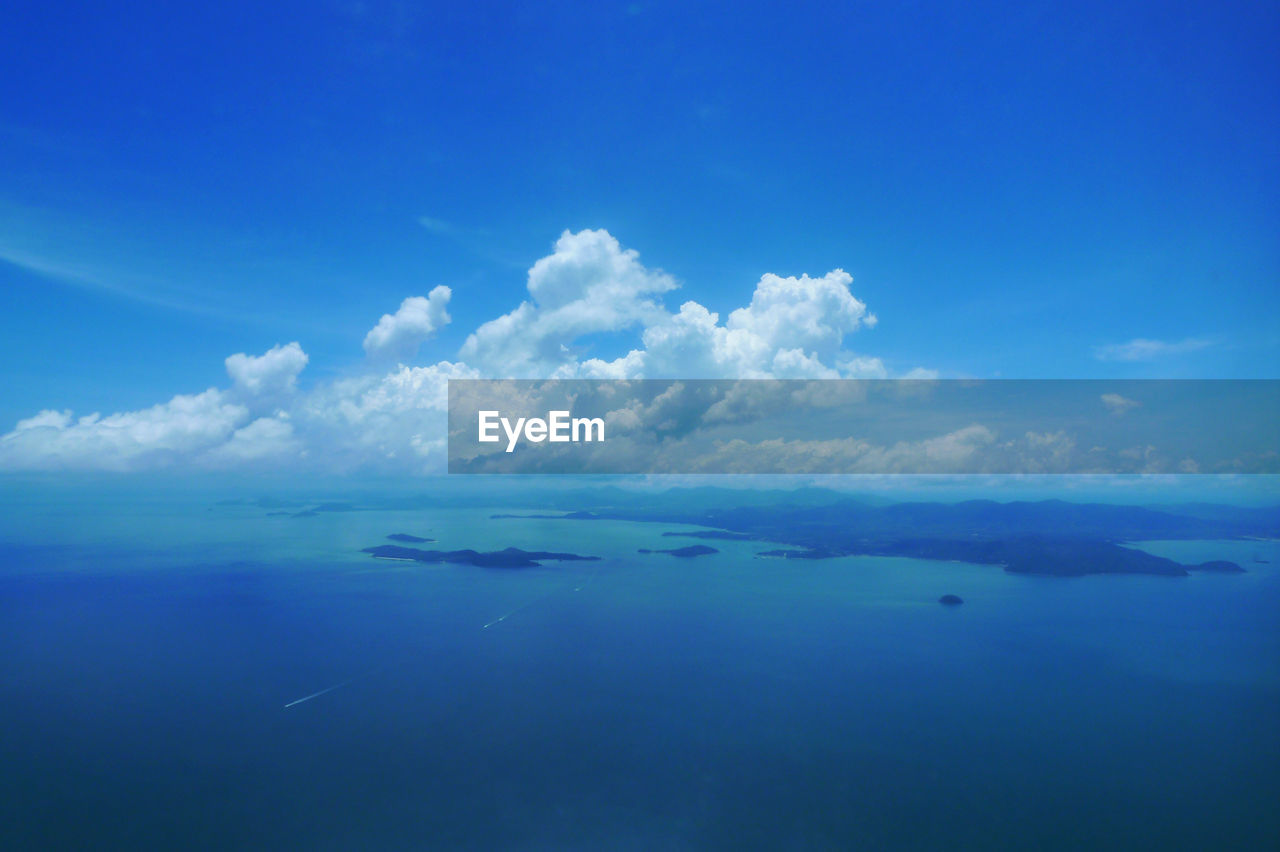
[225, 342, 309, 397]
[0, 343, 311, 471]
[0, 389, 249, 471]
[0, 228, 933, 473]
[461, 229, 677, 376]
[603, 270, 877, 380]
[205, 415, 301, 465]
[363, 286, 453, 360]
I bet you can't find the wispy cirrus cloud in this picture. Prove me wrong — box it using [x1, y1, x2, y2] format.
[416, 214, 526, 268]
[0, 194, 225, 315]
[0, 241, 300, 330]
[1093, 337, 1213, 362]
[0, 244, 198, 314]
[0, 195, 278, 324]
[417, 216, 461, 236]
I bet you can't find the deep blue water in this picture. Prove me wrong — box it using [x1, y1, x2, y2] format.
[1, 487, 1277, 849]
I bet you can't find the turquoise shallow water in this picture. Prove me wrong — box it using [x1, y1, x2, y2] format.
[0, 486, 1277, 849]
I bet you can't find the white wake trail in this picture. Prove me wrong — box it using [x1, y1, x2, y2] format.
[482, 570, 596, 629]
[481, 598, 543, 629]
[283, 679, 356, 709]
[286, 569, 603, 710]
[283, 662, 390, 709]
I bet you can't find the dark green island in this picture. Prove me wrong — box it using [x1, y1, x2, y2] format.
[637, 545, 719, 558]
[387, 533, 435, 543]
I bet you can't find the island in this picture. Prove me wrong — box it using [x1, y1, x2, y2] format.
[491, 498, 1265, 577]
[750, 538, 1242, 576]
[362, 544, 599, 568]
[757, 549, 841, 560]
[287, 502, 361, 518]
[1190, 560, 1246, 573]
[387, 533, 435, 543]
[637, 545, 719, 558]
[490, 511, 602, 520]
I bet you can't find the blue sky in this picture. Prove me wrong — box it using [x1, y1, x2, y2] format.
[0, 1, 1276, 471]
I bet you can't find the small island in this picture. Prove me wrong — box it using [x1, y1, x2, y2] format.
[362, 544, 599, 568]
[661, 530, 757, 541]
[757, 548, 840, 560]
[490, 511, 602, 520]
[387, 533, 434, 543]
[939, 594, 964, 606]
[637, 545, 719, 558]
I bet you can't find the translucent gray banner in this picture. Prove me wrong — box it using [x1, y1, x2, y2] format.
[447, 380, 1280, 474]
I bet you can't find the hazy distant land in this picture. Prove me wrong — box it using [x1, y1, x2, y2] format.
[490, 498, 1275, 577]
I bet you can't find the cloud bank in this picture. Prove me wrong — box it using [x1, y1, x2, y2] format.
[0, 228, 920, 472]
[1, 342, 309, 471]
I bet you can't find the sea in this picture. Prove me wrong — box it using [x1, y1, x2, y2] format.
[1, 482, 1277, 850]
